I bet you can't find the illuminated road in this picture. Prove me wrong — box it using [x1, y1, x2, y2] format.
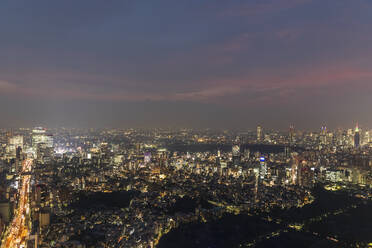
[1, 159, 32, 248]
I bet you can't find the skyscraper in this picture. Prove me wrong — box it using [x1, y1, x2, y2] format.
[347, 128, 353, 146]
[320, 126, 327, 145]
[365, 131, 370, 145]
[7, 135, 23, 158]
[291, 158, 298, 185]
[32, 127, 46, 148]
[354, 124, 360, 148]
[257, 125, 262, 142]
[32, 127, 53, 149]
[232, 145, 241, 166]
[32, 127, 54, 161]
[289, 125, 295, 145]
[259, 156, 267, 180]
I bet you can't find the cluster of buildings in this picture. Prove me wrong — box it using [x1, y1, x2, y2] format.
[0, 125, 371, 247]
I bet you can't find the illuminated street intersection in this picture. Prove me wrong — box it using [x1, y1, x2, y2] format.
[1, 159, 32, 248]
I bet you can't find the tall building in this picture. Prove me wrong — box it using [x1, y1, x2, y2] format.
[291, 158, 298, 185]
[259, 156, 267, 180]
[7, 135, 23, 158]
[232, 145, 241, 166]
[32, 127, 53, 148]
[16, 146, 22, 160]
[354, 124, 360, 148]
[289, 125, 295, 145]
[320, 126, 327, 145]
[284, 146, 291, 158]
[365, 131, 370, 145]
[36, 143, 54, 164]
[347, 128, 353, 146]
[257, 125, 262, 142]
[32, 127, 54, 161]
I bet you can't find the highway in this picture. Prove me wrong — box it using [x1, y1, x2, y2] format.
[1, 159, 32, 248]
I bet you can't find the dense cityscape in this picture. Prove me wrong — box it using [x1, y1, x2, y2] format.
[2, 0, 372, 247]
[0, 125, 371, 247]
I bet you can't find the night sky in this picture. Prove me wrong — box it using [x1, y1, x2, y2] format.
[1, 0, 371, 129]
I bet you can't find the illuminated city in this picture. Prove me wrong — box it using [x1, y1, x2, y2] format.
[0, 126, 371, 247]
[1, 1, 372, 248]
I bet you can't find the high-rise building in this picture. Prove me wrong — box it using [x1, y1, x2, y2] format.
[257, 125, 262, 142]
[289, 125, 295, 145]
[16, 146, 22, 160]
[7, 135, 23, 158]
[365, 131, 370, 145]
[347, 128, 353, 146]
[259, 156, 267, 179]
[232, 145, 240, 166]
[36, 143, 54, 164]
[319, 126, 328, 145]
[216, 149, 221, 164]
[320, 126, 327, 145]
[354, 124, 360, 148]
[32, 127, 54, 161]
[291, 158, 298, 185]
[284, 146, 291, 158]
[32, 127, 53, 148]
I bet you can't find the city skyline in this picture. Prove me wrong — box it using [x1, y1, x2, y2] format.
[1, 126, 372, 247]
[1, 0, 372, 129]
[2, 2, 372, 247]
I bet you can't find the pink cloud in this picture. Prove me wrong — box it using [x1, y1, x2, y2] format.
[166, 63, 372, 104]
[1, 60, 372, 106]
[0, 80, 17, 92]
[171, 85, 242, 101]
